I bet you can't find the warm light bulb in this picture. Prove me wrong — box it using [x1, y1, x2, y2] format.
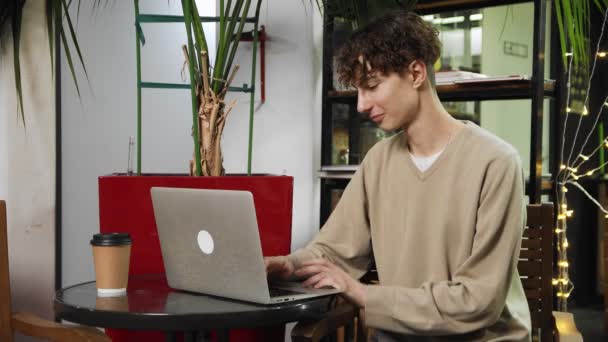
[560, 278, 569, 284]
[561, 204, 568, 209]
[558, 214, 567, 220]
[556, 292, 564, 297]
[587, 170, 595, 176]
[565, 52, 573, 57]
[566, 107, 572, 113]
[564, 292, 571, 298]
[562, 186, 568, 193]
[598, 51, 607, 57]
[560, 164, 567, 170]
[580, 154, 589, 161]
[572, 175, 580, 180]
[568, 167, 578, 172]
[555, 228, 563, 233]
[566, 210, 574, 217]
[552, 279, 559, 285]
[563, 240, 569, 248]
[558, 261, 569, 267]
[582, 106, 589, 115]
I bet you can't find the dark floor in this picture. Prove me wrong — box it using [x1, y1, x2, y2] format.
[571, 306, 606, 342]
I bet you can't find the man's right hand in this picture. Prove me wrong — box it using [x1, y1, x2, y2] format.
[264, 255, 295, 281]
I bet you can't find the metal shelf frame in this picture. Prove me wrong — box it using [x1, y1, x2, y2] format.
[319, 0, 557, 224]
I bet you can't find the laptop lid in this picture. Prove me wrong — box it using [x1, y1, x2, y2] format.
[151, 187, 273, 304]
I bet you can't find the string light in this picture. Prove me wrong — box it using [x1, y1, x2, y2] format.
[554, 25, 608, 310]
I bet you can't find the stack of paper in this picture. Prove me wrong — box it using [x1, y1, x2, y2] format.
[436, 71, 530, 85]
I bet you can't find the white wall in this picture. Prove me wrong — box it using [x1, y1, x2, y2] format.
[61, 0, 320, 287]
[221, 0, 320, 249]
[0, 1, 56, 340]
[480, 2, 552, 177]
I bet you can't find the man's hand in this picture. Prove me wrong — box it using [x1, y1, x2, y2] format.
[264, 255, 295, 281]
[295, 258, 366, 308]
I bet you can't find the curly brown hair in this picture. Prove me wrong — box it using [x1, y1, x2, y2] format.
[335, 10, 441, 87]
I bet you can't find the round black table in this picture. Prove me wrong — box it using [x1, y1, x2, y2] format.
[54, 274, 335, 341]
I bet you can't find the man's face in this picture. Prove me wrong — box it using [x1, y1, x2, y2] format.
[355, 69, 420, 132]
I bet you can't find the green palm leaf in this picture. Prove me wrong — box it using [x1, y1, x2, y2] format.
[0, 0, 91, 125]
[11, 2, 25, 125]
[554, 0, 608, 68]
[61, 0, 89, 82]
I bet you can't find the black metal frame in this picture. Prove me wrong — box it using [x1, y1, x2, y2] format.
[55, 18, 62, 295]
[415, 0, 536, 14]
[321, 12, 334, 168]
[319, 0, 558, 224]
[528, 0, 547, 204]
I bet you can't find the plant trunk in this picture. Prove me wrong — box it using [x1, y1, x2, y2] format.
[197, 94, 226, 176]
[187, 50, 238, 176]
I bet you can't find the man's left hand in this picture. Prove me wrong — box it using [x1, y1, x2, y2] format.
[294, 258, 366, 307]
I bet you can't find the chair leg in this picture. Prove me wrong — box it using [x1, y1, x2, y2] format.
[337, 326, 344, 342]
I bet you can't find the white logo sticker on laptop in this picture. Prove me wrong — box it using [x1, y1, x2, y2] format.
[197, 230, 214, 254]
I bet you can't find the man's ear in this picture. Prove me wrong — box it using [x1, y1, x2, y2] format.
[408, 60, 427, 89]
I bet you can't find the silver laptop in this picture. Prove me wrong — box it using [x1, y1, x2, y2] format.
[150, 187, 342, 305]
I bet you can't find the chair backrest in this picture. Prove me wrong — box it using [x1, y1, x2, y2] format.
[1, 200, 14, 341]
[520, 203, 554, 342]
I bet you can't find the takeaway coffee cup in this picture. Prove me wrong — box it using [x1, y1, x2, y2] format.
[90, 233, 132, 296]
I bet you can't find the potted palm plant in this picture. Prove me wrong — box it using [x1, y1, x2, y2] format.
[97, 0, 293, 284]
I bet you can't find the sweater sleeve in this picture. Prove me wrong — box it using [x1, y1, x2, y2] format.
[288, 162, 373, 280]
[364, 152, 525, 335]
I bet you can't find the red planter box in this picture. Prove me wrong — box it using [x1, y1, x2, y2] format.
[98, 174, 293, 342]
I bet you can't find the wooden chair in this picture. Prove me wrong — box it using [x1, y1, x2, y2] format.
[0, 200, 110, 342]
[292, 203, 582, 342]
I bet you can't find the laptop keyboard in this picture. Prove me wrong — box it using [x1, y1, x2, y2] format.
[269, 287, 305, 298]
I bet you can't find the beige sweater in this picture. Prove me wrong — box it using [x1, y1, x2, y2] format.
[290, 122, 531, 341]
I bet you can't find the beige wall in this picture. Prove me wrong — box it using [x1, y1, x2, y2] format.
[0, 1, 56, 339]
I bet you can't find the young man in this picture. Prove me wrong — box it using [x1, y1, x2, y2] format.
[266, 10, 531, 341]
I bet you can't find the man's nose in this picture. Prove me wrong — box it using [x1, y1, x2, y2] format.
[357, 91, 371, 113]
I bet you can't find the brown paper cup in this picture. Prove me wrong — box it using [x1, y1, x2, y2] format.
[91, 233, 132, 296]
